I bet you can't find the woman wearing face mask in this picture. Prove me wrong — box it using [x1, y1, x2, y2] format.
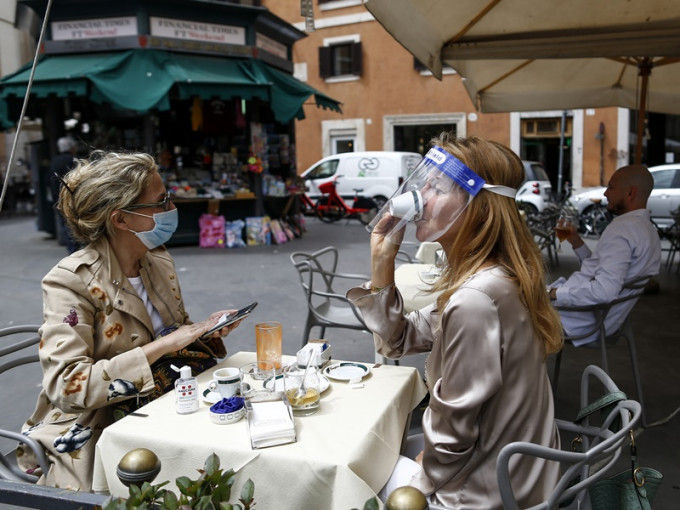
[19, 151, 239, 491]
[348, 134, 563, 508]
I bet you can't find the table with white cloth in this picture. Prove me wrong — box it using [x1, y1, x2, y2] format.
[93, 351, 428, 510]
[394, 263, 442, 312]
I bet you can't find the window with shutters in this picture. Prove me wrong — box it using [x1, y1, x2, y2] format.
[319, 36, 362, 81]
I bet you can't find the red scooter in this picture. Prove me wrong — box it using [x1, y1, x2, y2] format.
[311, 176, 378, 225]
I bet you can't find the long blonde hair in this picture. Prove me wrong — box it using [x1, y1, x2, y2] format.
[431, 134, 563, 355]
[58, 151, 158, 245]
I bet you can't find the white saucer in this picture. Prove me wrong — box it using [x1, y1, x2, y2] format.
[323, 362, 371, 382]
[202, 388, 222, 404]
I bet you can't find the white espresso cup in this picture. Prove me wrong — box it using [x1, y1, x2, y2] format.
[208, 367, 240, 399]
[388, 190, 423, 221]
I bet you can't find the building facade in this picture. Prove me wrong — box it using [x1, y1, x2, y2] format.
[263, 0, 644, 193]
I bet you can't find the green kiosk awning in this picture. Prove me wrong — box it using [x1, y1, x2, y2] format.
[0, 49, 342, 126]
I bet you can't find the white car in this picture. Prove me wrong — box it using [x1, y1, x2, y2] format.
[301, 151, 422, 209]
[569, 164, 680, 230]
[515, 161, 553, 214]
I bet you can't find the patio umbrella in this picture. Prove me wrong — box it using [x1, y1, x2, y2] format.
[364, 0, 680, 163]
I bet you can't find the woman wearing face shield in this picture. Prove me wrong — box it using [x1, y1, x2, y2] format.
[348, 134, 563, 508]
[18, 151, 241, 491]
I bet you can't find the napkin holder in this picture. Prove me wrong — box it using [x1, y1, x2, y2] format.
[245, 392, 297, 449]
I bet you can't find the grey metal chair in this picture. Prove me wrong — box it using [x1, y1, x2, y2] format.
[0, 325, 50, 483]
[402, 366, 640, 510]
[663, 208, 680, 272]
[0, 326, 111, 509]
[497, 365, 642, 510]
[290, 246, 372, 348]
[553, 274, 655, 427]
[525, 204, 560, 266]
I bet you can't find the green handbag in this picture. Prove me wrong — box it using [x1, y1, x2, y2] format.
[588, 430, 663, 510]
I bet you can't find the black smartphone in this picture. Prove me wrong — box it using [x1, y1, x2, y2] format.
[201, 302, 258, 338]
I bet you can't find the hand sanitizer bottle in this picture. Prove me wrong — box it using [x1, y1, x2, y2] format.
[172, 364, 199, 414]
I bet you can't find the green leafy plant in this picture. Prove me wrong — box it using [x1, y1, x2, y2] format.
[104, 452, 255, 510]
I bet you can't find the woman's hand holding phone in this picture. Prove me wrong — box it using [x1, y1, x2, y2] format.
[201, 302, 258, 339]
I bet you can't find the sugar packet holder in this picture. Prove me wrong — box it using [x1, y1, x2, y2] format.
[296, 340, 331, 367]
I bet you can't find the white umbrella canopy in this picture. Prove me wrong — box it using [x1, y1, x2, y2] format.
[364, 0, 680, 162]
[451, 56, 680, 114]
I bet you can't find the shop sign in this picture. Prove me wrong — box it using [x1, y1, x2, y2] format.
[256, 33, 288, 60]
[51, 17, 138, 40]
[150, 17, 245, 46]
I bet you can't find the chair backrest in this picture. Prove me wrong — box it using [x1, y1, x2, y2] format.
[291, 246, 341, 295]
[556, 274, 656, 343]
[0, 325, 50, 483]
[497, 365, 642, 510]
[290, 246, 371, 334]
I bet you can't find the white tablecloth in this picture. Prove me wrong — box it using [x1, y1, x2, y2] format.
[394, 263, 442, 312]
[93, 351, 428, 510]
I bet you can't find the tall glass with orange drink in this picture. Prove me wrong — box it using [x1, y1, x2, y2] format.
[255, 321, 282, 371]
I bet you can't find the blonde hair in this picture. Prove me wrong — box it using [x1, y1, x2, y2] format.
[58, 151, 158, 245]
[431, 134, 563, 355]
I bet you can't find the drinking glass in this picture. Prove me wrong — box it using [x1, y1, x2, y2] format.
[283, 364, 321, 416]
[555, 213, 574, 252]
[255, 321, 282, 371]
[239, 361, 276, 400]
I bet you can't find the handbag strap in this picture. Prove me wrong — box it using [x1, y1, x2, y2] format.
[629, 430, 653, 510]
[575, 390, 627, 423]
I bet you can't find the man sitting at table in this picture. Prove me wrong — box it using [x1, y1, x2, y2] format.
[548, 164, 661, 345]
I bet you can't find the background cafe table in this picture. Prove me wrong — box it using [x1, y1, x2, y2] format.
[394, 263, 442, 312]
[93, 351, 428, 510]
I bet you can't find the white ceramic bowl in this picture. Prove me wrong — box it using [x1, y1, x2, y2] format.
[209, 406, 245, 425]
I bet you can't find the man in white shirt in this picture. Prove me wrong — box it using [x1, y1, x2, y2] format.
[548, 165, 661, 346]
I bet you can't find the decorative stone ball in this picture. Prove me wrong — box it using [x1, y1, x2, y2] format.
[116, 448, 161, 487]
[385, 486, 428, 510]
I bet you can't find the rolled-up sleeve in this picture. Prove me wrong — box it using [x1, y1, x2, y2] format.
[555, 233, 631, 307]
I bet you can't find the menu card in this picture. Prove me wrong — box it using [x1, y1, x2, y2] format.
[245, 395, 297, 449]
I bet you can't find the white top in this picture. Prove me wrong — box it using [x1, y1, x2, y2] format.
[552, 209, 661, 345]
[128, 275, 164, 336]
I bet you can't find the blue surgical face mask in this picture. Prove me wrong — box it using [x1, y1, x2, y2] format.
[123, 208, 178, 249]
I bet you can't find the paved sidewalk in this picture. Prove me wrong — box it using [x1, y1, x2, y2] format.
[1, 215, 678, 507]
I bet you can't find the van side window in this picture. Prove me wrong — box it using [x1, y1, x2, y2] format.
[307, 160, 339, 180]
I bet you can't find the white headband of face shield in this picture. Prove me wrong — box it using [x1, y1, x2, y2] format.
[367, 146, 518, 245]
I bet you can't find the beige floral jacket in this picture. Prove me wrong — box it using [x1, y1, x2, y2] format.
[18, 236, 224, 491]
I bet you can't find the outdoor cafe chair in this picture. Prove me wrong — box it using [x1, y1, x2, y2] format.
[290, 246, 399, 365]
[402, 366, 641, 510]
[553, 274, 656, 427]
[496, 365, 642, 510]
[662, 207, 680, 272]
[524, 203, 561, 266]
[0, 325, 111, 509]
[0, 325, 49, 483]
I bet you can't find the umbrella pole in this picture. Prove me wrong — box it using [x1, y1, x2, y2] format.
[634, 58, 652, 165]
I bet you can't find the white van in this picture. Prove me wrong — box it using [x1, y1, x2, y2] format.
[301, 151, 422, 208]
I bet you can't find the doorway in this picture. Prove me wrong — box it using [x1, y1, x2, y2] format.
[521, 137, 571, 192]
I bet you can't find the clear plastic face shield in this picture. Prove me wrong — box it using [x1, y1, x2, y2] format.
[367, 146, 517, 246]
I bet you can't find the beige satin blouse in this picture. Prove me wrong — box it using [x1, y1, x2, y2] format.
[348, 266, 560, 509]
